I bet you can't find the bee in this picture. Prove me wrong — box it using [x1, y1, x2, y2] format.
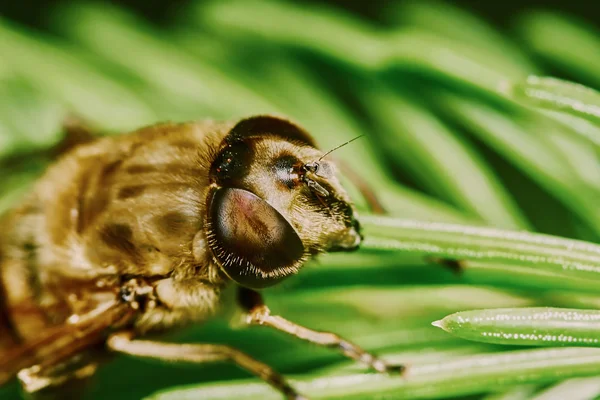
[0, 115, 402, 399]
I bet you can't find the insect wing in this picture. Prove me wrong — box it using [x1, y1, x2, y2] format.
[0, 301, 133, 386]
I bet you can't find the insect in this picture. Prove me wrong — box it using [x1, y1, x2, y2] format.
[0, 115, 402, 399]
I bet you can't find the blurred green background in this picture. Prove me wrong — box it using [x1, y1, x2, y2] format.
[0, 0, 599, 399]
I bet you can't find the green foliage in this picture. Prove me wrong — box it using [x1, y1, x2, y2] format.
[0, 0, 599, 399]
[436, 307, 600, 346]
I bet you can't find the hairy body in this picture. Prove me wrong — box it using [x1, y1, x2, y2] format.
[0, 116, 398, 399]
[1, 121, 226, 341]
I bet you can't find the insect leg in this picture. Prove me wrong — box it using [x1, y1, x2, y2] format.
[237, 287, 404, 374]
[18, 356, 98, 400]
[107, 331, 307, 400]
[1, 302, 131, 385]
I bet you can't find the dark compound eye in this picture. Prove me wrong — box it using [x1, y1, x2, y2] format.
[210, 142, 252, 185]
[207, 187, 305, 289]
[228, 115, 316, 147]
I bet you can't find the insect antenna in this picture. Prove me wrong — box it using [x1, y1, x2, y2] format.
[304, 135, 365, 174]
[317, 134, 365, 163]
[301, 135, 365, 197]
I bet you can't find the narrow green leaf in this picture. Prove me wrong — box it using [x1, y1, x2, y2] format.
[196, 0, 386, 70]
[196, 0, 521, 91]
[0, 18, 156, 130]
[482, 385, 538, 400]
[440, 93, 600, 234]
[389, 0, 538, 77]
[530, 377, 600, 400]
[147, 347, 600, 399]
[502, 76, 600, 127]
[54, 3, 278, 119]
[315, 344, 502, 375]
[537, 109, 600, 148]
[360, 216, 600, 280]
[270, 286, 534, 323]
[518, 12, 600, 87]
[456, 261, 600, 294]
[434, 307, 600, 347]
[531, 122, 600, 192]
[359, 84, 530, 229]
[0, 78, 65, 150]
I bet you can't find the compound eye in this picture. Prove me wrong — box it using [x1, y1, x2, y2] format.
[207, 187, 305, 289]
[228, 115, 316, 147]
[210, 141, 252, 185]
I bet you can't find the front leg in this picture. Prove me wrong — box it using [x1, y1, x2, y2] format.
[107, 332, 306, 400]
[17, 355, 98, 400]
[237, 287, 404, 374]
